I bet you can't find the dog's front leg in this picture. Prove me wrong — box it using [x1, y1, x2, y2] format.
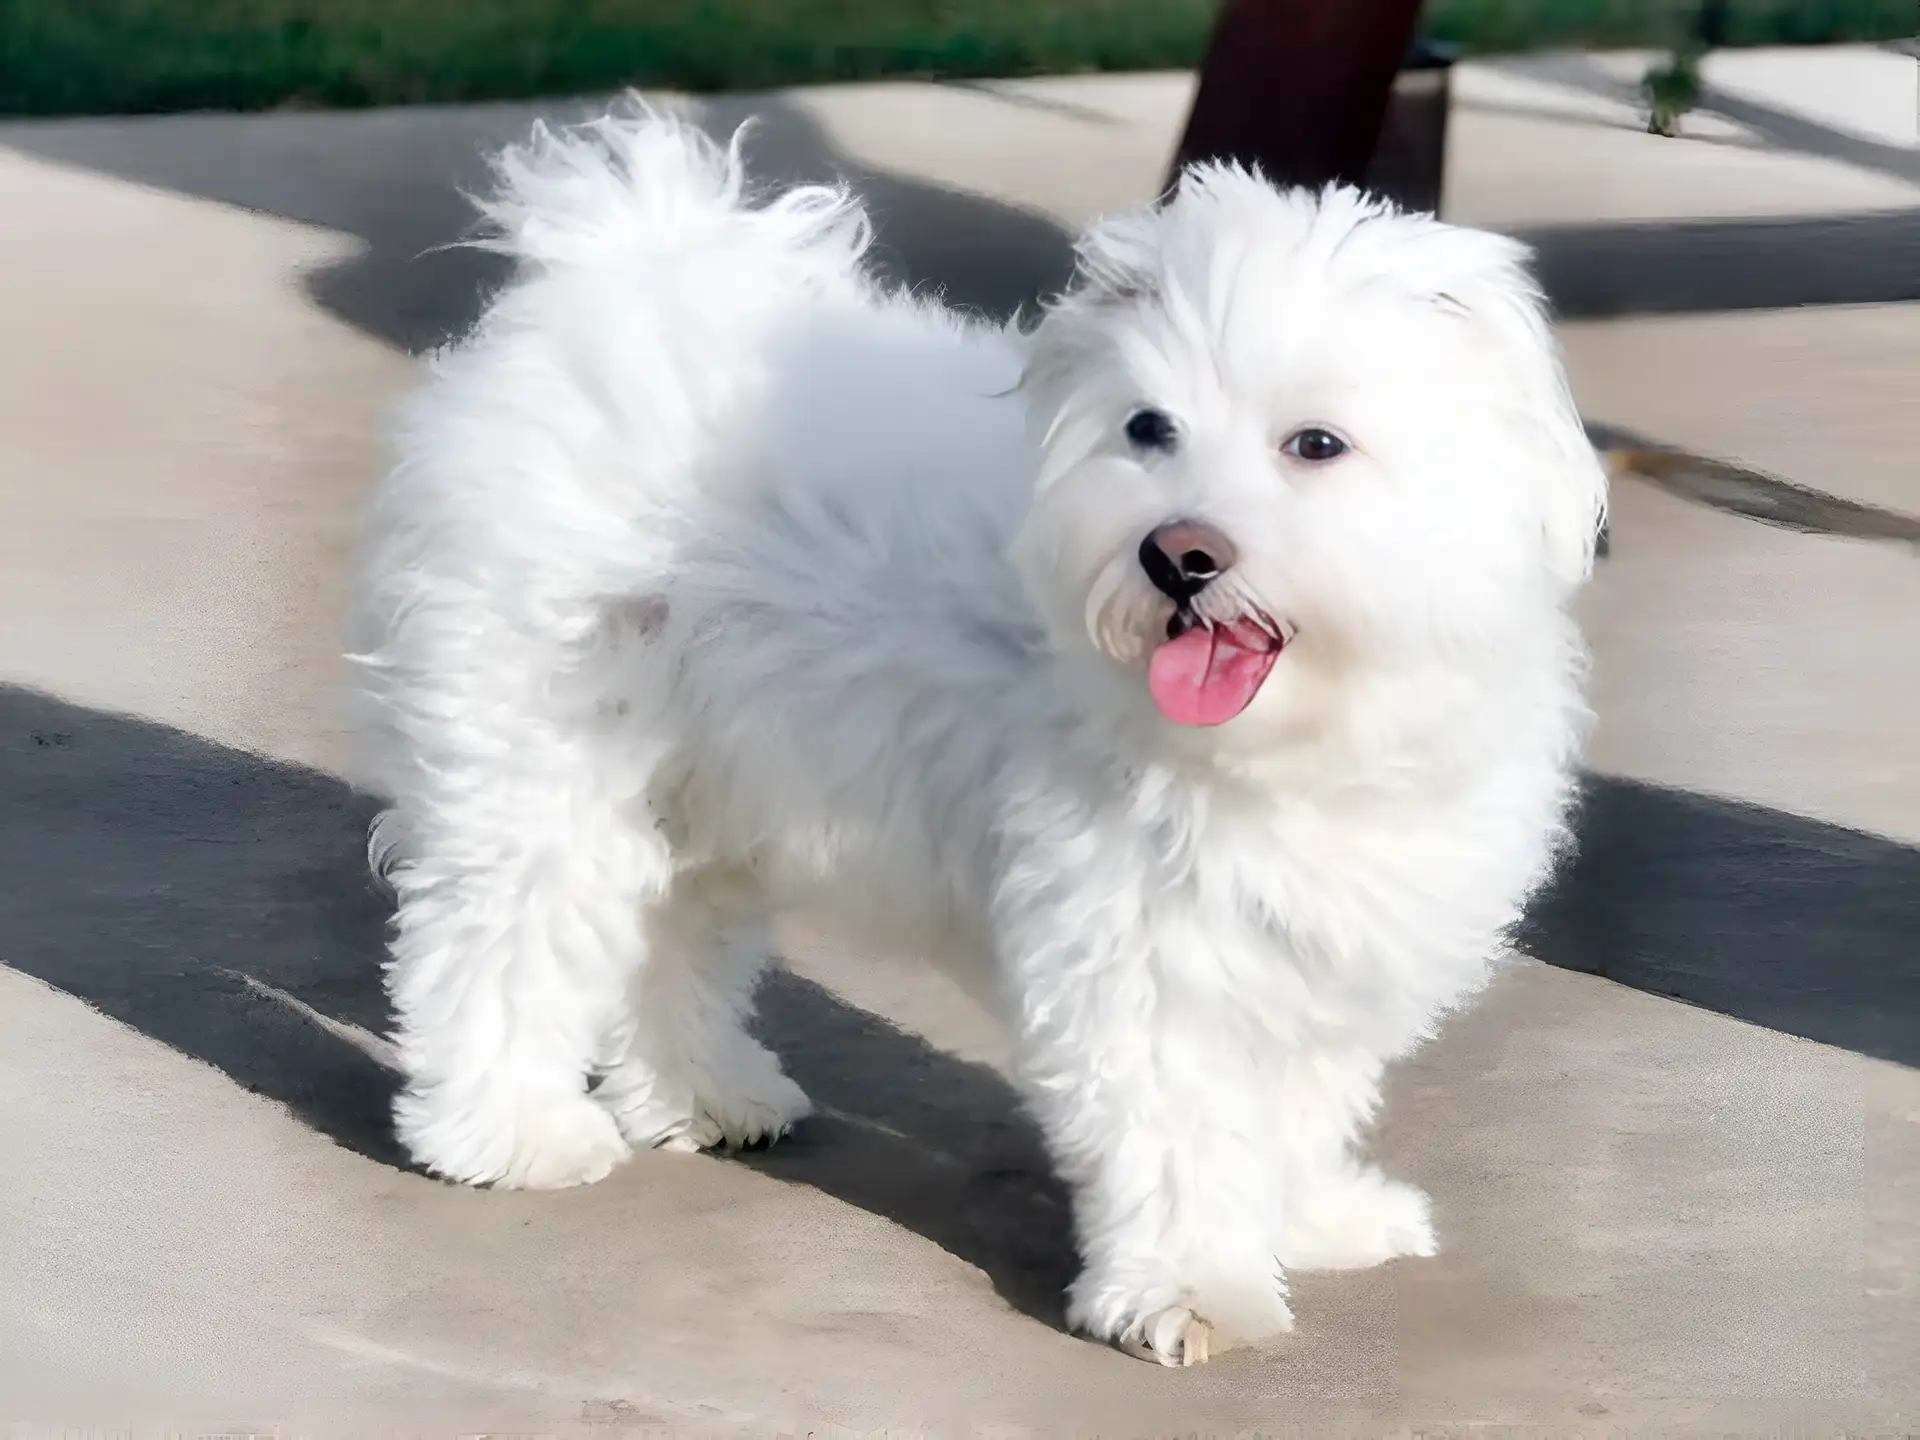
[1004, 923, 1295, 1365]
[1268, 1049, 1438, 1273]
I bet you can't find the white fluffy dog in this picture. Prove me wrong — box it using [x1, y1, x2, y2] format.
[349, 105, 1605, 1366]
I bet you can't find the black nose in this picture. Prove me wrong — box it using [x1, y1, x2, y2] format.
[1139, 521, 1238, 602]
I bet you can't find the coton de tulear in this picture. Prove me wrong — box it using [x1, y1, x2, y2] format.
[349, 106, 1606, 1366]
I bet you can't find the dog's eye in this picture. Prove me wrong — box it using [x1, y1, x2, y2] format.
[1281, 427, 1349, 463]
[1124, 408, 1178, 452]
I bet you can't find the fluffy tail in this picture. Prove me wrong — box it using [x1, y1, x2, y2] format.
[424, 96, 876, 516]
[348, 102, 871, 810]
[466, 98, 871, 286]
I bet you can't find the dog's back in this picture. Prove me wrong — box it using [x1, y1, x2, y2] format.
[350, 106, 901, 804]
[349, 105, 1050, 925]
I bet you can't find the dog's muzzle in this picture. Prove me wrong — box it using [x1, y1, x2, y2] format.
[1139, 520, 1238, 604]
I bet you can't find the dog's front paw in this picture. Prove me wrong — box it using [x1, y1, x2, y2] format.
[598, 1043, 811, 1153]
[397, 1087, 633, 1190]
[1279, 1171, 1437, 1271]
[697, 1063, 813, 1149]
[657, 1067, 813, 1153]
[1069, 1265, 1291, 1367]
[1117, 1306, 1214, 1368]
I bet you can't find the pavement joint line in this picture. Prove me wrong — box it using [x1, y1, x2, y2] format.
[221, 966, 402, 1072]
[940, 78, 1132, 128]
[218, 968, 974, 1168]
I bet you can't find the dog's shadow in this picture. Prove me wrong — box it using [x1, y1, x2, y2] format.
[0, 94, 1087, 1327]
[10, 682, 1917, 1345]
[0, 686, 1080, 1327]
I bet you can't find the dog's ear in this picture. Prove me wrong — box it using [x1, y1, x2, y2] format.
[1443, 239, 1609, 587]
[1065, 207, 1163, 310]
[1021, 208, 1165, 453]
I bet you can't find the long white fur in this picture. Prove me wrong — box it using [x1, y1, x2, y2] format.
[348, 102, 1606, 1366]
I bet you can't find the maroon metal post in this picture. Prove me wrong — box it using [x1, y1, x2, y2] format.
[1168, 0, 1429, 196]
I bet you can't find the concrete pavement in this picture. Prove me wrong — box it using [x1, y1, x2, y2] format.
[2, 47, 1916, 1434]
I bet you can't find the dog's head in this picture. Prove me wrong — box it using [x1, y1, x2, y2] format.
[1014, 167, 1606, 743]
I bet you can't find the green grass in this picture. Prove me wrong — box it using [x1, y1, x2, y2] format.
[1, 0, 1912, 116]
[1425, 0, 1912, 51]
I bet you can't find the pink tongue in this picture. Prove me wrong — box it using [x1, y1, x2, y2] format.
[1147, 621, 1280, 726]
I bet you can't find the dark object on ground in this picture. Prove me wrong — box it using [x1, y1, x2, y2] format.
[1643, 43, 1704, 135]
[1642, 0, 1729, 137]
[1168, 0, 1426, 197]
[1609, 447, 1920, 548]
[1364, 36, 1458, 214]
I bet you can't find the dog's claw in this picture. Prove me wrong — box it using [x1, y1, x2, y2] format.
[1116, 1306, 1212, 1367]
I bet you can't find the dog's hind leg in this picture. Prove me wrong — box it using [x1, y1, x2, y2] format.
[593, 871, 811, 1153]
[380, 756, 672, 1190]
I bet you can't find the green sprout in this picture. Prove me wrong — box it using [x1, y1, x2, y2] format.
[1642, 43, 1703, 136]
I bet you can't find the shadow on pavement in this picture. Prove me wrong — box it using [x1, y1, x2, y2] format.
[1, 73, 1915, 1330]
[1478, 49, 1920, 317]
[0, 684, 1078, 1327]
[4, 686, 1916, 1332]
[1519, 776, 1920, 1070]
[0, 93, 1078, 353]
[1522, 207, 1920, 318]
[1, 79, 1915, 354]
[1510, 50, 1920, 187]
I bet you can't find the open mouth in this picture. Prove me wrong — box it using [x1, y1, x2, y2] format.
[1147, 611, 1288, 727]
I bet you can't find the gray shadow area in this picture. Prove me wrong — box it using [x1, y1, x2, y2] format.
[0, 97, 562, 354]
[1504, 50, 1920, 186]
[699, 93, 1079, 324]
[1683, 84, 1919, 184]
[1479, 50, 1920, 317]
[2, 80, 1914, 1329]
[1518, 776, 1920, 1069]
[0, 685, 1077, 1327]
[2, 78, 1916, 357]
[1521, 206, 1920, 318]
[0, 92, 1078, 354]
[1453, 92, 1760, 147]
[4, 686, 1914, 1282]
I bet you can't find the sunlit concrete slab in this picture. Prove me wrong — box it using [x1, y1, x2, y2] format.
[2, 55, 1915, 1433]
